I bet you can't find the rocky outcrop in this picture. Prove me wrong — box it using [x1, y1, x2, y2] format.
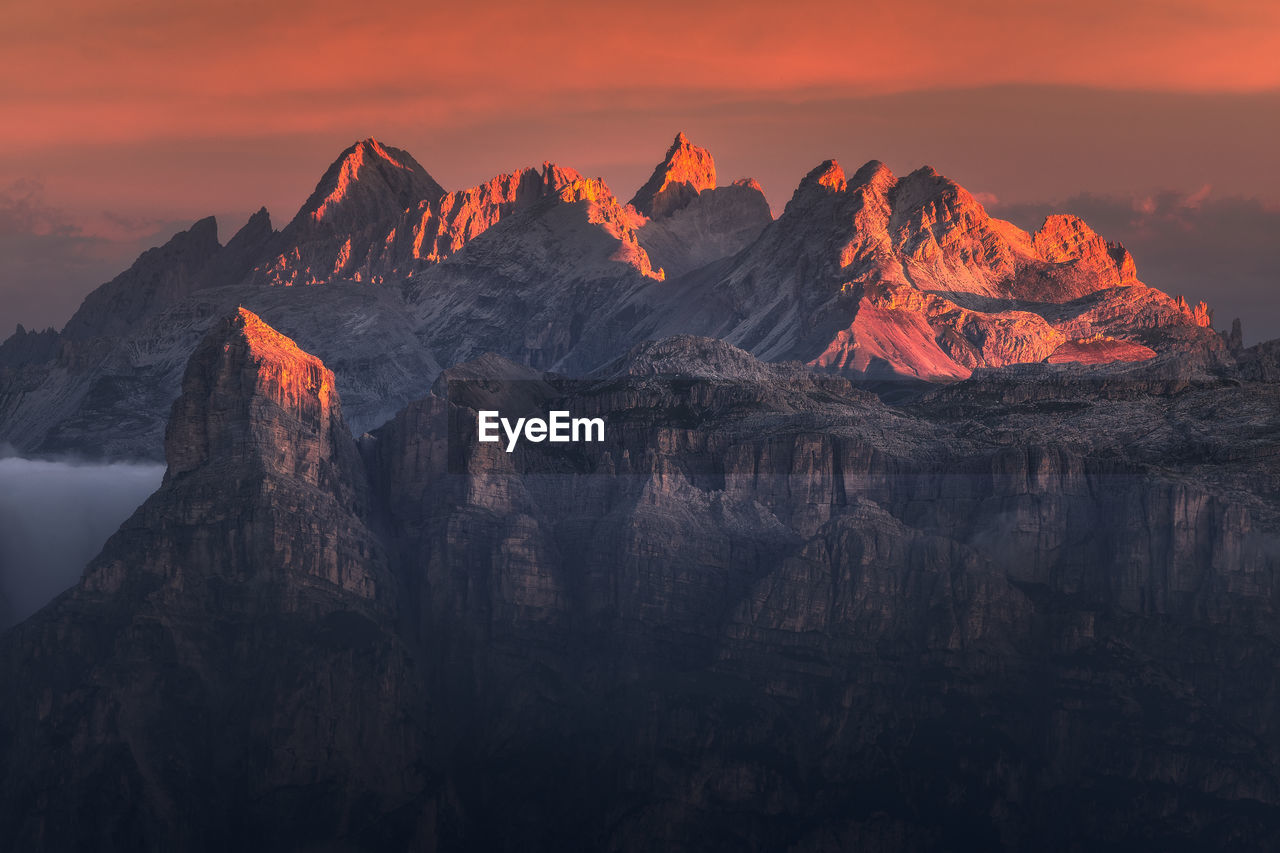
[629, 131, 718, 218]
[406, 177, 665, 372]
[2, 319, 1280, 848]
[248, 138, 445, 287]
[647, 158, 1222, 380]
[86, 308, 386, 598]
[0, 311, 423, 850]
[629, 133, 773, 278]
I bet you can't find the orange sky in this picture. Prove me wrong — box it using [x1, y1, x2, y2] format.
[5, 0, 1280, 147]
[2, 0, 1279, 336]
[5, 0, 1279, 208]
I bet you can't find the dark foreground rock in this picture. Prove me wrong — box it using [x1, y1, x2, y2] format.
[2, 316, 1279, 851]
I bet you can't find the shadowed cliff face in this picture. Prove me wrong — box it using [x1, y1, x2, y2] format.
[2, 317, 1280, 851]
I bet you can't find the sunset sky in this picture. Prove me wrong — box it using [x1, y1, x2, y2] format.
[2, 0, 1278, 340]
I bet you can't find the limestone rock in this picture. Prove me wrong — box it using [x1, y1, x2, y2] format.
[628, 131, 718, 217]
[2, 317, 1280, 848]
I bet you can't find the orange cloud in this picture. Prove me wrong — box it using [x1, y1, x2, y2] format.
[3, 0, 1279, 152]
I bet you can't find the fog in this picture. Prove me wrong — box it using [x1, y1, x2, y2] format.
[0, 455, 163, 629]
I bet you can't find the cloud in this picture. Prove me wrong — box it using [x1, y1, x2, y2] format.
[4, 0, 1280, 156]
[0, 178, 79, 237]
[0, 455, 163, 628]
[994, 189, 1280, 345]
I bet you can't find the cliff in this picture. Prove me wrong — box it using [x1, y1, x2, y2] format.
[0, 311, 424, 849]
[2, 318, 1278, 850]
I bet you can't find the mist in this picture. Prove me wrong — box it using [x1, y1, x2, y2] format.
[0, 455, 163, 629]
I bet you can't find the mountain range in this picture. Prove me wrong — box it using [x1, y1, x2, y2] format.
[0, 133, 1226, 459]
[1, 133, 1278, 851]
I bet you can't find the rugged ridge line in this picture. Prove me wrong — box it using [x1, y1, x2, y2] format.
[0, 134, 1240, 461]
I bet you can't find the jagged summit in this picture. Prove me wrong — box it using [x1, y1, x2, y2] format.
[628, 133, 772, 277]
[629, 131, 718, 218]
[61, 215, 224, 340]
[649, 153, 1223, 380]
[297, 138, 445, 227]
[229, 206, 273, 243]
[370, 161, 585, 276]
[0, 134, 1231, 460]
[165, 307, 345, 479]
[249, 139, 447, 286]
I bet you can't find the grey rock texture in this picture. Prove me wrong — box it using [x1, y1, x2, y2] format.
[646, 159, 1220, 380]
[0, 134, 1235, 463]
[0, 311, 426, 849]
[2, 318, 1278, 850]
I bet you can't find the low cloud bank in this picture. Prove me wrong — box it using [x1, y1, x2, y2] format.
[0, 456, 163, 628]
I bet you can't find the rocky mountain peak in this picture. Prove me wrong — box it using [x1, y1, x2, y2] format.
[628, 131, 718, 218]
[295, 138, 445, 230]
[890, 165, 970, 215]
[785, 158, 899, 218]
[227, 206, 273, 247]
[850, 159, 897, 190]
[185, 214, 221, 245]
[1031, 213, 1138, 284]
[214, 207, 276, 279]
[249, 139, 447, 286]
[164, 307, 346, 482]
[795, 159, 848, 197]
[60, 215, 225, 340]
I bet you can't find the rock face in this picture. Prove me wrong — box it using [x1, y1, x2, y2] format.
[630, 133, 773, 278]
[0, 134, 1226, 460]
[2, 317, 1280, 850]
[0, 311, 425, 850]
[637, 177, 773, 278]
[368, 162, 585, 279]
[629, 131, 718, 218]
[248, 138, 446, 287]
[649, 159, 1220, 381]
[406, 177, 664, 373]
